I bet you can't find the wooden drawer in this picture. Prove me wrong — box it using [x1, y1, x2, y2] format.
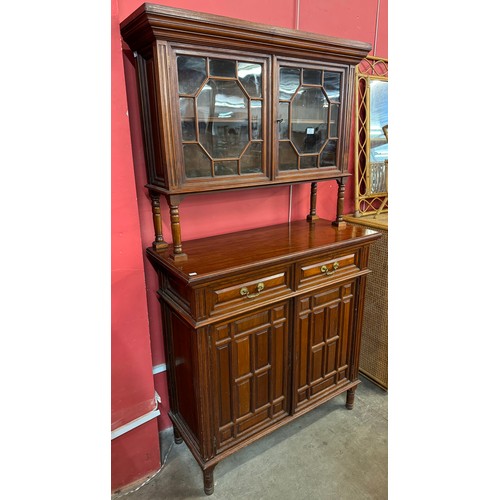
[296, 251, 360, 290]
[207, 266, 292, 318]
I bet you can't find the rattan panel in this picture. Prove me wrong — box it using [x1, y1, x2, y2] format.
[356, 225, 388, 389]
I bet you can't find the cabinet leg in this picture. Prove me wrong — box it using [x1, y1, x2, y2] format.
[173, 425, 183, 444]
[346, 387, 356, 410]
[202, 464, 217, 496]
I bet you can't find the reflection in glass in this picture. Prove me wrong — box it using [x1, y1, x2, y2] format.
[183, 144, 212, 178]
[279, 102, 289, 140]
[279, 68, 300, 100]
[324, 71, 341, 101]
[303, 69, 321, 85]
[179, 97, 196, 141]
[250, 100, 262, 140]
[238, 63, 262, 97]
[214, 160, 238, 176]
[209, 58, 236, 78]
[197, 80, 249, 158]
[279, 141, 298, 170]
[300, 155, 318, 169]
[177, 56, 207, 95]
[369, 80, 388, 193]
[240, 142, 262, 173]
[291, 87, 328, 154]
[320, 140, 337, 167]
[329, 103, 339, 138]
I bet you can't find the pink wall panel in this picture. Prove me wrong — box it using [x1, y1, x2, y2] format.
[299, 0, 378, 44]
[112, 0, 161, 490]
[375, 0, 388, 58]
[118, 0, 296, 27]
[111, 419, 160, 492]
[112, 0, 387, 492]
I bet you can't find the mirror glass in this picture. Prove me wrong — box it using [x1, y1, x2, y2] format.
[369, 80, 388, 194]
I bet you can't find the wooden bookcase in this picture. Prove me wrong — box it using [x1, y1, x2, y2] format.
[121, 4, 380, 494]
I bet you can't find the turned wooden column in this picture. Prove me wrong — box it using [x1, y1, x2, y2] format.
[306, 182, 319, 222]
[345, 387, 357, 410]
[332, 177, 347, 229]
[166, 194, 188, 261]
[202, 464, 217, 496]
[149, 191, 168, 250]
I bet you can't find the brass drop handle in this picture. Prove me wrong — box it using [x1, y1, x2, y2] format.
[320, 261, 340, 276]
[240, 282, 265, 299]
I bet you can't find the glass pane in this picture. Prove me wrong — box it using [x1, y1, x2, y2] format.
[279, 141, 298, 170]
[238, 63, 262, 97]
[278, 102, 289, 140]
[369, 80, 388, 193]
[329, 103, 340, 138]
[370, 162, 387, 194]
[324, 71, 341, 101]
[209, 58, 236, 78]
[177, 56, 207, 95]
[183, 144, 212, 177]
[291, 87, 328, 154]
[279, 68, 300, 100]
[250, 100, 262, 140]
[179, 97, 196, 141]
[303, 69, 321, 85]
[319, 140, 337, 167]
[214, 160, 238, 176]
[300, 155, 318, 169]
[240, 143, 263, 174]
[197, 80, 249, 158]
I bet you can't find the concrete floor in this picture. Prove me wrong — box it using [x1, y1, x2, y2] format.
[113, 375, 387, 500]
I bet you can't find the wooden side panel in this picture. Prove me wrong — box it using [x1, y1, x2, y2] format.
[294, 279, 356, 410]
[211, 303, 289, 452]
[134, 52, 167, 188]
[168, 310, 200, 440]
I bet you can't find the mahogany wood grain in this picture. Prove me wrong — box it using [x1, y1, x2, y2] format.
[147, 219, 379, 282]
[147, 218, 380, 494]
[121, 5, 380, 495]
[306, 182, 319, 222]
[121, 4, 372, 64]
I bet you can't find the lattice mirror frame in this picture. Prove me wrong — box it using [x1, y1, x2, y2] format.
[354, 56, 388, 217]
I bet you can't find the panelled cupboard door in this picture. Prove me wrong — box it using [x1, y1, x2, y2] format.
[210, 302, 289, 453]
[294, 279, 356, 410]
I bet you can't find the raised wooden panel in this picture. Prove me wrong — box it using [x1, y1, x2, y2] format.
[294, 280, 355, 410]
[211, 303, 289, 451]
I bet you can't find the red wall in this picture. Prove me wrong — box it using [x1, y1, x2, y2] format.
[112, 0, 387, 492]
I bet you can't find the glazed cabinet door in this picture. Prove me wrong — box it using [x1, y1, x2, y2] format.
[170, 47, 271, 192]
[275, 60, 349, 181]
[210, 302, 290, 453]
[294, 279, 356, 411]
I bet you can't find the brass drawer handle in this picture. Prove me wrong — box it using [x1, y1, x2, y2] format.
[240, 282, 265, 299]
[320, 262, 340, 276]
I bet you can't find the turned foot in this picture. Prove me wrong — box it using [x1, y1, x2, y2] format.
[173, 425, 183, 444]
[202, 465, 216, 495]
[346, 387, 356, 410]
